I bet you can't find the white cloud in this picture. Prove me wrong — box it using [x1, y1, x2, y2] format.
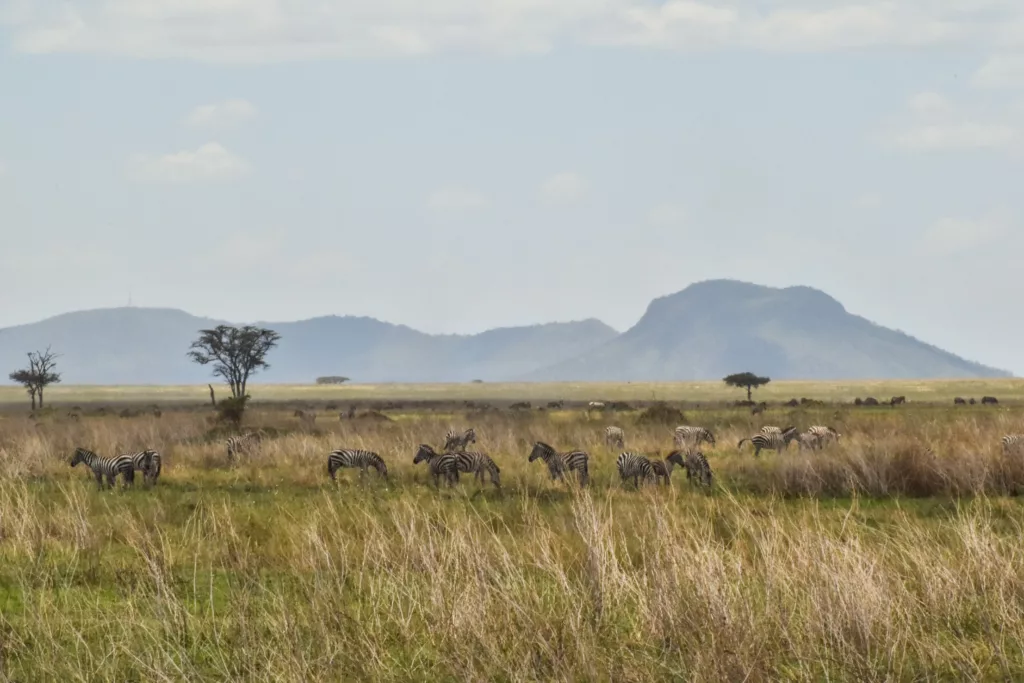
[426, 186, 488, 212]
[5, 1, 1024, 62]
[889, 89, 1022, 152]
[895, 122, 1019, 150]
[541, 172, 587, 204]
[184, 99, 257, 128]
[647, 203, 687, 226]
[907, 91, 950, 116]
[973, 54, 1024, 89]
[924, 215, 1009, 255]
[130, 143, 250, 183]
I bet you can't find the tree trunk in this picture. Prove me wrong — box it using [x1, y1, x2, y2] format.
[38, 386, 44, 408]
[208, 384, 217, 407]
[746, 385, 752, 401]
[30, 392, 36, 411]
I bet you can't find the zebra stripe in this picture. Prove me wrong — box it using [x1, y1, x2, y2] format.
[738, 428, 798, 457]
[123, 450, 162, 485]
[443, 428, 476, 453]
[226, 432, 264, 461]
[616, 452, 654, 487]
[451, 451, 501, 488]
[673, 426, 716, 449]
[683, 451, 713, 487]
[794, 432, 821, 451]
[651, 451, 686, 485]
[413, 444, 460, 487]
[605, 426, 626, 448]
[70, 447, 135, 489]
[528, 442, 590, 486]
[807, 425, 841, 446]
[1001, 435, 1024, 455]
[327, 449, 388, 480]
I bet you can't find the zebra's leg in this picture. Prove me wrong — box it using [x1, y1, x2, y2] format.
[95, 471, 105, 489]
[105, 472, 116, 489]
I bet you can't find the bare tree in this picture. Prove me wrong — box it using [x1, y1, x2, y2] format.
[187, 326, 281, 399]
[8, 347, 62, 410]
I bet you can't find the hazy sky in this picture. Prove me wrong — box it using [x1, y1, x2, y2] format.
[1, 1, 1023, 372]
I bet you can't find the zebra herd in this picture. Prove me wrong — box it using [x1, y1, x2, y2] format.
[72, 419, 1024, 491]
[70, 447, 162, 489]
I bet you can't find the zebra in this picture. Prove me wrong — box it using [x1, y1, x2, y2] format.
[651, 451, 686, 485]
[226, 431, 264, 462]
[413, 444, 460, 487]
[807, 425, 841, 447]
[451, 450, 501, 488]
[673, 426, 716, 451]
[759, 425, 789, 435]
[738, 427, 799, 457]
[70, 447, 135, 489]
[794, 432, 822, 452]
[683, 451, 713, 488]
[616, 452, 654, 488]
[1001, 435, 1024, 455]
[327, 449, 388, 481]
[605, 426, 625, 449]
[528, 442, 590, 486]
[123, 449, 162, 485]
[443, 428, 476, 453]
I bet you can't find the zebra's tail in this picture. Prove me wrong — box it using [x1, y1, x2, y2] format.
[737, 438, 750, 449]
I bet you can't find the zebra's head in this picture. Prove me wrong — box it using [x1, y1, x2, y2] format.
[666, 450, 686, 468]
[464, 428, 476, 445]
[413, 444, 436, 464]
[529, 442, 554, 462]
[70, 447, 90, 467]
[703, 429, 716, 445]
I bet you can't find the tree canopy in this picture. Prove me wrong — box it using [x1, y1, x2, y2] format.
[187, 326, 281, 399]
[723, 372, 771, 401]
[8, 347, 62, 410]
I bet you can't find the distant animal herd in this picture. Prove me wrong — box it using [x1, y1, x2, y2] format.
[64, 392, 1018, 491]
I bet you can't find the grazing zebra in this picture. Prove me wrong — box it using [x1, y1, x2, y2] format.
[651, 451, 686, 485]
[123, 449, 162, 485]
[528, 442, 590, 486]
[616, 452, 654, 488]
[605, 426, 626, 449]
[673, 426, 716, 450]
[70, 447, 135, 489]
[795, 432, 821, 452]
[451, 451, 501, 488]
[1001, 435, 1024, 455]
[226, 432, 263, 462]
[588, 401, 606, 410]
[807, 425, 841, 447]
[738, 427, 799, 457]
[759, 425, 792, 435]
[413, 444, 460, 487]
[327, 449, 388, 481]
[683, 451, 713, 488]
[443, 428, 476, 452]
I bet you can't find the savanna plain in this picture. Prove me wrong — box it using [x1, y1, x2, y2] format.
[2, 380, 1024, 681]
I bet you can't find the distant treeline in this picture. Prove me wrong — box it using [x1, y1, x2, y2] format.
[315, 376, 350, 385]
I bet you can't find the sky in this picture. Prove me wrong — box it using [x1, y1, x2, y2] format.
[0, 1, 1023, 373]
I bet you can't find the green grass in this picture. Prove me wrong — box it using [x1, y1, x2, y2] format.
[3, 397, 1024, 679]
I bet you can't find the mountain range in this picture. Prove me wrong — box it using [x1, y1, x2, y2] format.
[0, 280, 1010, 384]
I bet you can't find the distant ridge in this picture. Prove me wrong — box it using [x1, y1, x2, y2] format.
[526, 279, 1009, 381]
[0, 280, 1009, 384]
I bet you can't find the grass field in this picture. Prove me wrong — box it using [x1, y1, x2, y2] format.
[3, 377, 1024, 407]
[2, 384, 1024, 680]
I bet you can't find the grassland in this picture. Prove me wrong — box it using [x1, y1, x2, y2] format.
[2, 385, 1024, 680]
[4, 377, 1024, 407]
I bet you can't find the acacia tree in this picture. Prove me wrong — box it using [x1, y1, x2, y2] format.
[187, 326, 281, 399]
[723, 372, 771, 402]
[8, 347, 62, 410]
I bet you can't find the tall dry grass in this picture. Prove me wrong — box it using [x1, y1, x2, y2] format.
[0, 404, 1023, 679]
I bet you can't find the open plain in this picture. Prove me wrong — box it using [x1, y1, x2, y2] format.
[1, 379, 1024, 680]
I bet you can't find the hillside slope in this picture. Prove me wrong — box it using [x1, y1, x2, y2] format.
[0, 308, 618, 384]
[527, 280, 1009, 381]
